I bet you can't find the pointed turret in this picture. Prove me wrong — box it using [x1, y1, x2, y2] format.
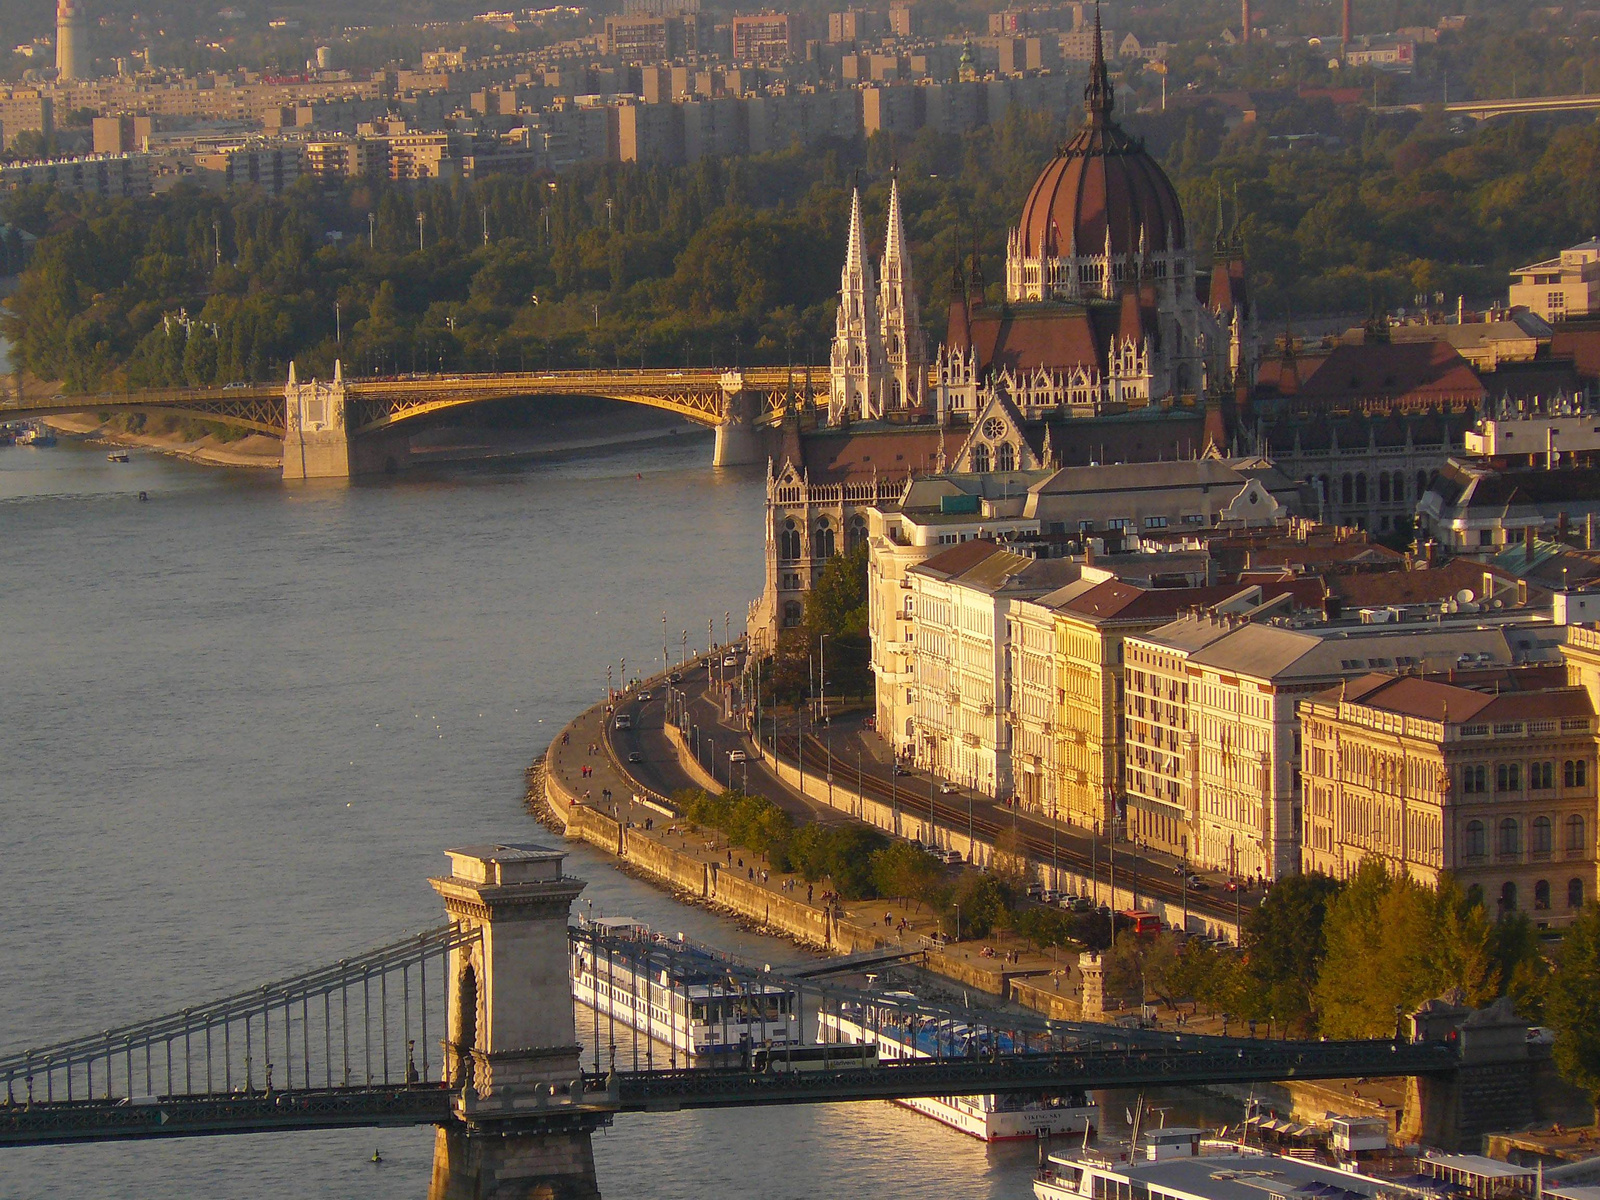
[879, 170, 926, 412]
[1084, 0, 1114, 124]
[829, 186, 886, 423]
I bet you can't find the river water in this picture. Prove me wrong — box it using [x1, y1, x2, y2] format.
[0, 431, 1228, 1200]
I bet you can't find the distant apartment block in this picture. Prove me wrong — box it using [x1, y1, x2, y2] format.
[1343, 40, 1415, 70]
[828, 9, 887, 43]
[0, 89, 52, 150]
[190, 143, 302, 196]
[1510, 238, 1600, 323]
[603, 14, 702, 61]
[731, 13, 800, 62]
[0, 152, 150, 197]
[888, 1, 919, 37]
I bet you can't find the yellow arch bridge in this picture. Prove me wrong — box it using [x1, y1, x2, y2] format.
[0, 365, 830, 478]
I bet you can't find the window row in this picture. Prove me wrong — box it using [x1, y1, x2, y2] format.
[1459, 759, 1588, 794]
[1463, 814, 1587, 858]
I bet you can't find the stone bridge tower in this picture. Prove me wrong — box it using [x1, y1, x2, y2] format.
[282, 360, 410, 480]
[429, 844, 603, 1200]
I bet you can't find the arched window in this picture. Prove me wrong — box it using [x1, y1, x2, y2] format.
[1355, 473, 1368, 504]
[996, 442, 1015, 472]
[1570, 877, 1585, 908]
[1465, 820, 1486, 858]
[779, 518, 801, 561]
[1498, 817, 1520, 857]
[1535, 880, 1552, 910]
[1341, 474, 1354, 506]
[971, 443, 991, 473]
[846, 513, 867, 555]
[1500, 881, 1518, 914]
[1567, 813, 1587, 851]
[782, 601, 803, 628]
[814, 519, 835, 560]
[1395, 472, 1408, 502]
[1533, 815, 1553, 854]
[1379, 474, 1391, 503]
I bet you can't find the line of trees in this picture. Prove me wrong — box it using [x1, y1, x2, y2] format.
[11, 99, 1600, 394]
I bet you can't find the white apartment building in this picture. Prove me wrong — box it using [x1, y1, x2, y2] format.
[1510, 237, 1600, 322]
[901, 541, 1075, 797]
[1124, 612, 1564, 881]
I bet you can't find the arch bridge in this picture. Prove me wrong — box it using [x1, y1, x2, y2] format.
[0, 364, 830, 479]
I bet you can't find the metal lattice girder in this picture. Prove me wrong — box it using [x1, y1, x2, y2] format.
[601, 1038, 1459, 1112]
[0, 924, 476, 1093]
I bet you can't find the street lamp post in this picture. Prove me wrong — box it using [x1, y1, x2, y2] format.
[662, 613, 668, 675]
[954, 903, 962, 943]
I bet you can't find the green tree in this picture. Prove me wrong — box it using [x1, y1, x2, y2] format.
[1241, 870, 1342, 1033]
[1547, 903, 1600, 1102]
[870, 840, 945, 911]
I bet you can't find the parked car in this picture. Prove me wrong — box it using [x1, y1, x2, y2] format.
[940, 849, 964, 865]
[1070, 897, 1096, 913]
[1025, 881, 1044, 899]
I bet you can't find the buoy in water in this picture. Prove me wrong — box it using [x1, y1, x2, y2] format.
[371, 1148, 383, 1164]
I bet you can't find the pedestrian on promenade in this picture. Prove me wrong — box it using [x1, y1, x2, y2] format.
[807, 884, 813, 904]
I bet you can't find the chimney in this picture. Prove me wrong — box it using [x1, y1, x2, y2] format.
[1342, 0, 1352, 47]
[1241, 0, 1251, 43]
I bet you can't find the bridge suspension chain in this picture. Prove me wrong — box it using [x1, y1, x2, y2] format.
[0, 923, 477, 1108]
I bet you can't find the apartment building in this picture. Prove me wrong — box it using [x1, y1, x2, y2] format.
[731, 13, 800, 61]
[1123, 613, 1563, 881]
[902, 541, 1076, 798]
[0, 151, 150, 197]
[1510, 238, 1600, 323]
[1299, 670, 1596, 926]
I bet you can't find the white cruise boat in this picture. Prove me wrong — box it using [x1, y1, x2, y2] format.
[820, 998, 1098, 1143]
[571, 918, 799, 1067]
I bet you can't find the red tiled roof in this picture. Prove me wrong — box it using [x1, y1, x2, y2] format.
[913, 538, 1003, 578]
[1297, 340, 1485, 407]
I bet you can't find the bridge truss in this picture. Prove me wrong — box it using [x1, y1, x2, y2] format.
[0, 366, 830, 440]
[0, 923, 475, 1146]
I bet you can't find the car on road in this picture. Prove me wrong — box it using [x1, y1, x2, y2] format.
[1185, 875, 1209, 890]
[668, 671, 682, 683]
[940, 849, 963, 865]
[728, 748, 748, 762]
[614, 714, 632, 731]
[939, 783, 959, 794]
[637, 690, 652, 702]
[1024, 882, 1044, 899]
[1070, 897, 1096, 913]
[892, 763, 910, 776]
[626, 751, 643, 764]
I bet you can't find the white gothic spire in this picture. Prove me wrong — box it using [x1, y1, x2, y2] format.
[830, 186, 885, 423]
[878, 172, 925, 413]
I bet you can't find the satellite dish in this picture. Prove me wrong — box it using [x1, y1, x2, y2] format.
[1456, 589, 1475, 603]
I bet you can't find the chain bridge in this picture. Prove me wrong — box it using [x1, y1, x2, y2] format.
[0, 363, 830, 479]
[0, 844, 1494, 1200]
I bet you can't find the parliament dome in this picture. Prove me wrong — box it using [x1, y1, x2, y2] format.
[1015, 21, 1186, 261]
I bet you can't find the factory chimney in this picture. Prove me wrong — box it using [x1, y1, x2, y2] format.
[56, 0, 91, 81]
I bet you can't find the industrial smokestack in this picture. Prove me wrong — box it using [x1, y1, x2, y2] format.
[56, 0, 90, 81]
[1342, 0, 1352, 48]
[1242, 0, 1252, 43]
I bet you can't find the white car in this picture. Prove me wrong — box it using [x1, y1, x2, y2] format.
[728, 748, 748, 763]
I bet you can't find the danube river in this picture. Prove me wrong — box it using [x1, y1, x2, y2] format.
[0, 431, 1228, 1199]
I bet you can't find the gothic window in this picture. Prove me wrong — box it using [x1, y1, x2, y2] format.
[779, 518, 801, 561]
[1498, 817, 1520, 857]
[996, 442, 1016, 472]
[782, 601, 803, 628]
[1355, 473, 1368, 504]
[1379, 474, 1391, 503]
[1535, 880, 1551, 910]
[814, 519, 836, 559]
[971, 443, 991, 473]
[1567, 813, 1587, 851]
[1341, 474, 1353, 506]
[846, 514, 867, 555]
[1465, 820, 1486, 858]
[1394, 471, 1407, 502]
[1534, 815, 1553, 854]
[1570, 877, 1585, 908]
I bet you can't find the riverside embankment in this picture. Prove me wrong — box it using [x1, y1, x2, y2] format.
[536, 683, 1090, 1013]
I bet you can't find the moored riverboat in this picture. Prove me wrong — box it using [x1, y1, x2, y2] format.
[820, 997, 1098, 1142]
[571, 917, 799, 1067]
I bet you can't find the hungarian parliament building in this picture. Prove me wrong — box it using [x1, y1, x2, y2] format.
[751, 21, 1259, 647]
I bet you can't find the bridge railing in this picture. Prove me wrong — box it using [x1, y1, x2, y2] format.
[0, 923, 476, 1106]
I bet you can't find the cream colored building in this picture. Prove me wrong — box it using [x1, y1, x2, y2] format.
[1124, 613, 1564, 880]
[900, 541, 1076, 797]
[1299, 672, 1597, 926]
[1510, 238, 1600, 322]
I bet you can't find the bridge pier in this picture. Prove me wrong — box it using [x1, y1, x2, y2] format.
[282, 361, 409, 480]
[1402, 996, 1535, 1152]
[711, 371, 765, 467]
[429, 844, 605, 1200]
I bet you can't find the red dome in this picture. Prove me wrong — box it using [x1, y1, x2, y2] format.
[1016, 26, 1185, 260]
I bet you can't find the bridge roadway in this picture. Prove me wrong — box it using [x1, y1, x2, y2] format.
[1375, 92, 1600, 119]
[0, 365, 825, 438]
[0, 1037, 1457, 1146]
